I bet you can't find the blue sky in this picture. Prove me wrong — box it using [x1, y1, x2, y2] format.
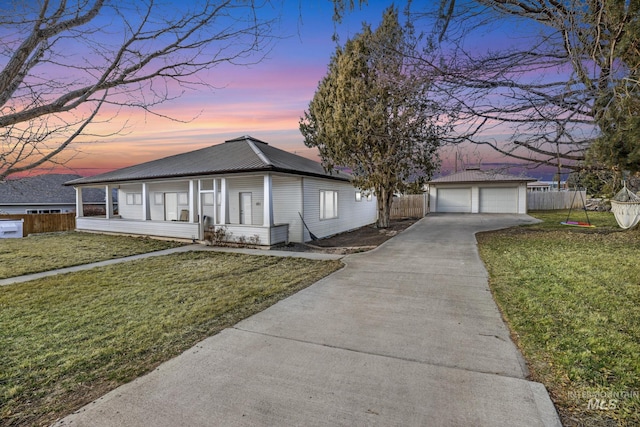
[38, 0, 563, 180]
[66, 1, 398, 174]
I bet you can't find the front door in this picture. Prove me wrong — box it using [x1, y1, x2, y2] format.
[239, 192, 252, 224]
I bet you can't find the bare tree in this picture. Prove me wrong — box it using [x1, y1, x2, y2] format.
[421, 0, 639, 173]
[0, 0, 275, 180]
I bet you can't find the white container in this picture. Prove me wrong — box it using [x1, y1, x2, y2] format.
[0, 219, 24, 238]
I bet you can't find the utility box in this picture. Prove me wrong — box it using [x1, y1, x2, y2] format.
[0, 219, 24, 238]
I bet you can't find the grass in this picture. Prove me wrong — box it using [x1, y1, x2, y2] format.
[477, 210, 640, 426]
[0, 251, 342, 426]
[0, 232, 185, 279]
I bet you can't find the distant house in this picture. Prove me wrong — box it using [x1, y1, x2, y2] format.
[0, 174, 112, 215]
[428, 168, 536, 214]
[527, 181, 568, 192]
[65, 136, 378, 245]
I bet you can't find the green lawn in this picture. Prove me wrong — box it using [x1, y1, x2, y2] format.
[0, 231, 185, 279]
[477, 211, 640, 426]
[0, 251, 342, 426]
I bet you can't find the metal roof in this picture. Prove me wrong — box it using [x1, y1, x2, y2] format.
[428, 169, 536, 184]
[65, 136, 349, 186]
[0, 174, 108, 204]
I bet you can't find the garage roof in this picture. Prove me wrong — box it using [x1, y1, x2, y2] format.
[429, 169, 536, 184]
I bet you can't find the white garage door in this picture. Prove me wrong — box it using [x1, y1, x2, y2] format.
[479, 187, 518, 213]
[437, 188, 471, 213]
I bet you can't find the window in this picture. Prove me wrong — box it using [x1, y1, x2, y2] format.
[126, 193, 142, 205]
[355, 191, 362, 202]
[203, 193, 214, 206]
[154, 193, 164, 205]
[320, 190, 338, 220]
[177, 192, 188, 205]
[26, 209, 61, 214]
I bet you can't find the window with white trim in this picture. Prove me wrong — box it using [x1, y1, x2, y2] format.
[355, 191, 362, 202]
[319, 190, 338, 220]
[126, 193, 142, 205]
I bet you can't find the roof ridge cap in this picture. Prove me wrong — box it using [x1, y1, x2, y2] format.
[246, 139, 272, 166]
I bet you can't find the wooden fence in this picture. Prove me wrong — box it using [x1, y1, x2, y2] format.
[0, 213, 76, 237]
[391, 194, 428, 218]
[527, 191, 587, 211]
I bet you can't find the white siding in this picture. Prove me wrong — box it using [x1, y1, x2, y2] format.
[227, 176, 263, 225]
[77, 174, 376, 244]
[206, 224, 288, 245]
[77, 217, 199, 240]
[272, 175, 303, 242]
[118, 184, 143, 219]
[147, 181, 190, 221]
[270, 224, 289, 245]
[302, 178, 377, 242]
[518, 183, 528, 213]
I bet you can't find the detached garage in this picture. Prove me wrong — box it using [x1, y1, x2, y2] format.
[428, 169, 535, 214]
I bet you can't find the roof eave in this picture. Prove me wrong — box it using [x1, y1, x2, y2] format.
[66, 166, 350, 186]
[429, 177, 537, 184]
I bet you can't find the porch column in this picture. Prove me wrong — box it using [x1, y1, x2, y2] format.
[142, 183, 150, 220]
[105, 185, 112, 219]
[263, 174, 273, 226]
[220, 178, 228, 224]
[75, 187, 84, 218]
[197, 180, 203, 235]
[213, 179, 219, 224]
[188, 180, 196, 222]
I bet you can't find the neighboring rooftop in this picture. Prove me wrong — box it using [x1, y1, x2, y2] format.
[66, 136, 347, 186]
[0, 174, 108, 204]
[429, 168, 536, 184]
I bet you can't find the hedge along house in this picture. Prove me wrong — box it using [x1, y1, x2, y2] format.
[65, 136, 378, 245]
[427, 168, 536, 214]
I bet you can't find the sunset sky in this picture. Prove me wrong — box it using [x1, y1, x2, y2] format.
[32, 1, 559, 180]
[63, 1, 388, 175]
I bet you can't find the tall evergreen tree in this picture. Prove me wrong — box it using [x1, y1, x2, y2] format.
[300, 6, 443, 228]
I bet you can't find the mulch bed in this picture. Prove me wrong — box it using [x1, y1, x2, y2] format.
[276, 217, 419, 254]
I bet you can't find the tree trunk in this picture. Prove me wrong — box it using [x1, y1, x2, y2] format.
[376, 188, 394, 228]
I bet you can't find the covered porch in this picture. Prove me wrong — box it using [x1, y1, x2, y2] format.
[74, 173, 290, 246]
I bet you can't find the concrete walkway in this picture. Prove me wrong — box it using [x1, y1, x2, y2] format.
[0, 245, 343, 287]
[53, 214, 560, 427]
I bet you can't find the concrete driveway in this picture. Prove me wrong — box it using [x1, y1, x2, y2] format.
[54, 214, 560, 427]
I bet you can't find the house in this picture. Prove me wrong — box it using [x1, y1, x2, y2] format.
[65, 136, 378, 245]
[0, 174, 112, 214]
[427, 168, 536, 214]
[527, 181, 567, 192]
